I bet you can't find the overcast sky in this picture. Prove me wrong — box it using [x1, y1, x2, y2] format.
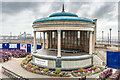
[0, 0, 119, 40]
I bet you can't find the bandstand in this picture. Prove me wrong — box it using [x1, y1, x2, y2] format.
[32, 6, 97, 70]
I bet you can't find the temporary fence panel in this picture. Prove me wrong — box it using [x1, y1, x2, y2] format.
[107, 51, 120, 69]
[0, 43, 41, 53]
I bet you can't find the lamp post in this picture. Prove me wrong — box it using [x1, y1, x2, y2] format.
[108, 33, 109, 45]
[109, 28, 112, 45]
[24, 32, 26, 41]
[10, 32, 12, 40]
[102, 31, 104, 43]
[118, 30, 120, 45]
[40, 32, 41, 42]
[19, 32, 21, 40]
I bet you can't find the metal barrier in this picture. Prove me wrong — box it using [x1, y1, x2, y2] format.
[95, 49, 106, 66]
[2, 66, 28, 80]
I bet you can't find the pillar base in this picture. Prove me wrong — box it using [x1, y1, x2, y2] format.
[33, 51, 37, 53]
[89, 53, 93, 55]
[57, 56, 61, 58]
[56, 57, 61, 68]
[42, 47, 45, 49]
[57, 54, 61, 58]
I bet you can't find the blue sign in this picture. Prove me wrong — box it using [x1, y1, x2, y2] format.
[0, 43, 41, 53]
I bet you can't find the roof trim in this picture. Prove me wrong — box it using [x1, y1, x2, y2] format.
[49, 12, 78, 17]
[33, 17, 94, 23]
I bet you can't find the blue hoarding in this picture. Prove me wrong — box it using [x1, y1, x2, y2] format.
[2, 43, 9, 49]
[107, 51, 120, 69]
[27, 44, 31, 53]
[0, 43, 41, 53]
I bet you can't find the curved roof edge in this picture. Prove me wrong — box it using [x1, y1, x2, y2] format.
[49, 12, 78, 17]
[33, 17, 94, 24]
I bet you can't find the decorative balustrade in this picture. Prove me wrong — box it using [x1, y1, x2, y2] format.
[2, 66, 28, 80]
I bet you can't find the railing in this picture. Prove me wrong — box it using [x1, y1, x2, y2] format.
[96, 39, 119, 46]
[0, 40, 42, 45]
[2, 66, 28, 80]
[95, 49, 106, 66]
[96, 51, 105, 61]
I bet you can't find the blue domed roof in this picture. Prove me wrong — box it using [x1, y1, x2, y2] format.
[33, 12, 94, 24]
[49, 12, 78, 17]
[33, 16, 94, 23]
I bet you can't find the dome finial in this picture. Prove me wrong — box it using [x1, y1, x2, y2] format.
[62, 4, 65, 12]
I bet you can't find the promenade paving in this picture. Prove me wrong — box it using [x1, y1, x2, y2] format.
[2, 58, 49, 78]
[1, 58, 85, 79]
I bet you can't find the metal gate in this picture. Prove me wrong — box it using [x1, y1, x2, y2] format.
[107, 51, 120, 69]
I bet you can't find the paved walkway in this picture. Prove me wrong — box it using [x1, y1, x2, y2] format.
[2, 58, 49, 78]
[1, 58, 84, 79]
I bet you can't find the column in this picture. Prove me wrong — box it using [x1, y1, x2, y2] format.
[43, 32, 45, 49]
[40, 32, 41, 42]
[33, 31, 37, 53]
[92, 32, 95, 53]
[93, 19, 97, 44]
[50, 31, 52, 48]
[47, 32, 49, 48]
[57, 30, 61, 57]
[89, 31, 93, 54]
